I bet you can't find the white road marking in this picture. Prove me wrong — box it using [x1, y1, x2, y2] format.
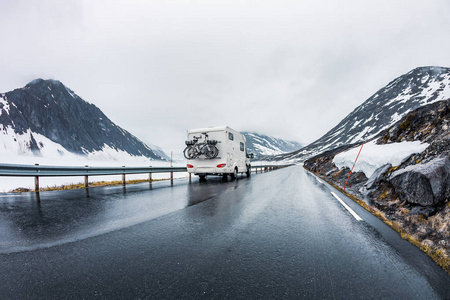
[331, 192, 363, 221]
[315, 176, 324, 185]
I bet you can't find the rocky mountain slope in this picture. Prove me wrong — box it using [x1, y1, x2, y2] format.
[277, 66, 450, 162]
[0, 79, 165, 161]
[304, 100, 450, 273]
[242, 131, 302, 160]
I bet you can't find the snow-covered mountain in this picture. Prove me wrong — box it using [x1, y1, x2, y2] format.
[242, 131, 302, 159]
[147, 143, 170, 161]
[278, 66, 450, 162]
[0, 79, 166, 162]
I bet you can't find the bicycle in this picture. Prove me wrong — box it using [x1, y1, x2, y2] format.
[183, 133, 219, 159]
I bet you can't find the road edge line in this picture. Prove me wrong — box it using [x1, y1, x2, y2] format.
[331, 192, 362, 221]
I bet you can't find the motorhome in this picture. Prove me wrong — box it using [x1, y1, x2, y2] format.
[184, 126, 253, 179]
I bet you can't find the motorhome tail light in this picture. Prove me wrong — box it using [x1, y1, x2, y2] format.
[187, 164, 194, 168]
[217, 163, 226, 168]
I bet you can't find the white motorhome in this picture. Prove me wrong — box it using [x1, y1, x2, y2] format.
[184, 126, 253, 179]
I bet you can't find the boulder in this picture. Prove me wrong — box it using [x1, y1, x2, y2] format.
[390, 171, 435, 206]
[390, 157, 450, 206]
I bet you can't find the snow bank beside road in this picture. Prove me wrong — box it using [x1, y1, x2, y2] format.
[333, 140, 429, 178]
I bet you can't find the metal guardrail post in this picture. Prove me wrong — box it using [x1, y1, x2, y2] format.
[34, 164, 39, 193]
[34, 176, 39, 192]
[84, 165, 90, 198]
[122, 166, 126, 186]
[84, 165, 89, 189]
[148, 168, 152, 190]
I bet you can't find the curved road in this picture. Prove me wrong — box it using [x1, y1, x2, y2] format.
[0, 166, 449, 299]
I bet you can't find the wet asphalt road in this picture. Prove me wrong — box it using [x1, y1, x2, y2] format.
[0, 166, 449, 299]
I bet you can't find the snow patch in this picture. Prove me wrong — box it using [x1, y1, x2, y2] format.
[349, 126, 375, 144]
[0, 126, 77, 158]
[0, 95, 10, 116]
[333, 140, 429, 178]
[86, 144, 156, 163]
[390, 112, 402, 124]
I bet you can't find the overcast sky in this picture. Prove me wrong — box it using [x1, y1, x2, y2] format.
[1, 0, 449, 154]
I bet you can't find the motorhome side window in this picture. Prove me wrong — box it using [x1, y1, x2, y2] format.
[228, 132, 234, 141]
[240, 142, 244, 151]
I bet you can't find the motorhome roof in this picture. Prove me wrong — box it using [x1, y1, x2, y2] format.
[188, 126, 234, 133]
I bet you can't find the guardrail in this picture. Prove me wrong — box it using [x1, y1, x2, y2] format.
[0, 163, 292, 199]
[251, 164, 292, 173]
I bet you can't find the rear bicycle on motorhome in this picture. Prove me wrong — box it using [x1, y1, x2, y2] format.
[183, 133, 219, 159]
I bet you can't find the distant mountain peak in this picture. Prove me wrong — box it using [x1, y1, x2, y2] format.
[242, 131, 303, 159]
[24, 78, 67, 91]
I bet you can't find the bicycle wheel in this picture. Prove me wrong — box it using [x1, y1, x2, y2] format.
[183, 146, 197, 159]
[204, 145, 219, 159]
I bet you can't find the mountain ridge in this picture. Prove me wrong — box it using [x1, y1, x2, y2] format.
[0, 78, 165, 161]
[275, 66, 450, 162]
[242, 131, 302, 159]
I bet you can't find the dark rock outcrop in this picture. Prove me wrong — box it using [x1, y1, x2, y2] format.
[304, 99, 450, 211]
[390, 170, 436, 206]
[390, 157, 450, 206]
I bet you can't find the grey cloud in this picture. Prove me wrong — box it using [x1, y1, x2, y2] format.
[1, 0, 449, 154]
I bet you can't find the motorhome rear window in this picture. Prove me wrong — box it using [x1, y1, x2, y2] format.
[240, 142, 244, 151]
[228, 132, 234, 140]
